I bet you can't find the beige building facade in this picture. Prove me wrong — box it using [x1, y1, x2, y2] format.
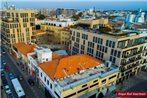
[78, 19, 109, 28]
[69, 28, 147, 83]
[41, 25, 70, 46]
[1, 9, 35, 49]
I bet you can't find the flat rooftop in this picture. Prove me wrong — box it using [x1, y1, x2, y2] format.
[72, 26, 147, 39]
[56, 64, 119, 91]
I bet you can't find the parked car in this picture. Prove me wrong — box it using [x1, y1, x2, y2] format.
[0, 65, 4, 72]
[8, 73, 15, 80]
[1, 71, 5, 78]
[7, 92, 14, 98]
[28, 79, 35, 86]
[2, 60, 6, 65]
[4, 85, 11, 94]
[18, 75, 23, 81]
[2, 79, 8, 86]
[2, 49, 6, 54]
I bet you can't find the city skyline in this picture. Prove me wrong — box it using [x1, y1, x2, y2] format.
[1, 1, 147, 10]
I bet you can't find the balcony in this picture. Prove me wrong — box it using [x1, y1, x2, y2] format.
[121, 56, 142, 65]
[122, 51, 142, 58]
[2, 17, 19, 23]
[120, 63, 138, 72]
[119, 40, 146, 49]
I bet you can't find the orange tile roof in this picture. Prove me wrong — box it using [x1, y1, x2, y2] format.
[52, 53, 61, 60]
[35, 30, 45, 33]
[39, 54, 103, 80]
[13, 43, 37, 56]
[46, 17, 56, 20]
[33, 30, 46, 36]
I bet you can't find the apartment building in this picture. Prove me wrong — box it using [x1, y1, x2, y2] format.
[1, 9, 35, 50]
[27, 47, 67, 82]
[44, 18, 77, 27]
[69, 26, 147, 83]
[41, 25, 70, 46]
[11, 43, 37, 71]
[31, 30, 49, 45]
[78, 18, 109, 29]
[27, 47, 119, 98]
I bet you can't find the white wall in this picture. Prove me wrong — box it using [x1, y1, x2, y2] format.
[38, 67, 61, 98]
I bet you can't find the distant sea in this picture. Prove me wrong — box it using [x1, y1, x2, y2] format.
[2, 1, 147, 11]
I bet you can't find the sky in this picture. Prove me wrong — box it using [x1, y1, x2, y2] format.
[1, 0, 147, 10]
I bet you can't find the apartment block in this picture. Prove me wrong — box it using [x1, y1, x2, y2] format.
[27, 47, 119, 98]
[44, 18, 77, 27]
[31, 30, 49, 45]
[41, 25, 70, 46]
[11, 43, 37, 71]
[69, 27, 147, 83]
[78, 18, 109, 29]
[1, 9, 35, 50]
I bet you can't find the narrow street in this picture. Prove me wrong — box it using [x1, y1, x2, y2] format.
[2, 46, 46, 98]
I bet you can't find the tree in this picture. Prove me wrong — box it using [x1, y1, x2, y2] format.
[71, 12, 83, 20]
[35, 14, 45, 20]
[99, 27, 112, 33]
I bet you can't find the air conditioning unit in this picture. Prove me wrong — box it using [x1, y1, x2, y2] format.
[105, 60, 112, 68]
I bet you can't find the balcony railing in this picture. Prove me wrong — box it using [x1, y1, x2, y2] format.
[119, 41, 146, 49]
[121, 57, 142, 65]
[122, 51, 142, 58]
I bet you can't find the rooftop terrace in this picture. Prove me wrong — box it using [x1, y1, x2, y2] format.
[72, 26, 147, 38]
[56, 63, 119, 91]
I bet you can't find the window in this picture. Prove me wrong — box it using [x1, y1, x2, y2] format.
[64, 93, 76, 98]
[110, 56, 113, 61]
[102, 79, 106, 84]
[113, 57, 116, 64]
[44, 77, 46, 82]
[82, 34, 88, 40]
[100, 39, 103, 44]
[81, 45, 85, 50]
[50, 84, 52, 89]
[109, 75, 117, 80]
[47, 80, 49, 85]
[40, 73, 42, 77]
[101, 53, 104, 59]
[97, 45, 100, 50]
[82, 84, 87, 88]
[93, 79, 98, 83]
[117, 51, 121, 58]
[76, 38, 80, 43]
[112, 42, 115, 48]
[72, 36, 75, 41]
[111, 49, 114, 55]
[77, 32, 80, 37]
[83, 40, 85, 45]
[100, 45, 102, 51]
[106, 40, 109, 46]
[102, 46, 105, 52]
[109, 41, 112, 47]
[78, 87, 88, 93]
[93, 36, 96, 42]
[96, 51, 99, 57]
[90, 83, 98, 88]
[114, 50, 117, 56]
[105, 47, 108, 53]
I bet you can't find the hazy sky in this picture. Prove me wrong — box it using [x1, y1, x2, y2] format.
[1, 0, 147, 10]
